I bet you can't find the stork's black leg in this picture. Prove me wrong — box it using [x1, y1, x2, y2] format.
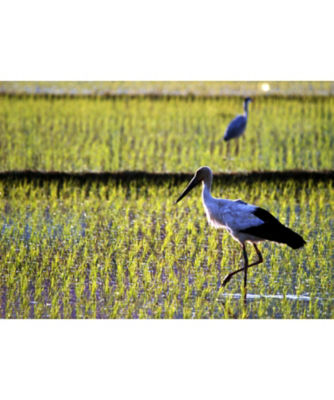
[252, 244, 263, 265]
[242, 244, 248, 287]
[222, 243, 263, 288]
[242, 244, 248, 304]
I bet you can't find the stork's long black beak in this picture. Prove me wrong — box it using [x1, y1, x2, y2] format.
[176, 175, 200, 203]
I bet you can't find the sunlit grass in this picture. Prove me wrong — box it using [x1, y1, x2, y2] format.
[0, 178, 332, 319]
[0, 96, 333, 172]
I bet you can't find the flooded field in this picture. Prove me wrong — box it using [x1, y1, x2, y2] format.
[0, 86, 333, 319]
[0, 95, 333, 173]
[0, 178, 332, 318]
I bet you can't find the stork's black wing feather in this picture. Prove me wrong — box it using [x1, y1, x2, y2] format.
[252, 207, 280, 224]
[239, 207, 306, 249]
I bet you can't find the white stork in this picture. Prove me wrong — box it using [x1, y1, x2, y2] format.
[223, 97, 252, 142]
[176, 166, 306, 302]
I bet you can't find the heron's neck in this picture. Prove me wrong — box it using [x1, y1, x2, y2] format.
[243, 102, 249, 117]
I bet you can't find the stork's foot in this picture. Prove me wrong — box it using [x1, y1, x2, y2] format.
[222, 273, 233, 287]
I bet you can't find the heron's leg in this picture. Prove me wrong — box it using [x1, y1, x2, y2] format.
[235, 139, 240, 156]
[222, 243, 263, 287]
[226, 141, 230, 157]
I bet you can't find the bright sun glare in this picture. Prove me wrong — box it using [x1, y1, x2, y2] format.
[261, 83, 270, 92]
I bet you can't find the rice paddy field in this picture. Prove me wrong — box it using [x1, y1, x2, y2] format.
[0, 95, 333, 172]
[0, 82, 333, 319]
[0, 177, 333, 319]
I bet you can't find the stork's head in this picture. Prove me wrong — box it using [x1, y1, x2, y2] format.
[244, 97, 253, 104]
[176, 166, 213, 203]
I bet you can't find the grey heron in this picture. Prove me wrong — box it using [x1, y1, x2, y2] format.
[176, 166, 306, 304]
[223, 97, 253, 142]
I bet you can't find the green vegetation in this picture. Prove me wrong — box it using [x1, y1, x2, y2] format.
[0, 85, 333, 319]
[0, 96, 333, 172]
[0, 178, 332, 319]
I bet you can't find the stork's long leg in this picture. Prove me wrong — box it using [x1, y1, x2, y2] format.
[222, 243, 263, 288]
[242, 244, 248, 291]
[242, 244, 249, 304]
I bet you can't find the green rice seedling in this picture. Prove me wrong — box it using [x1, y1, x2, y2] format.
[0, 96, 334, 173]
[0, 177, 332, 319]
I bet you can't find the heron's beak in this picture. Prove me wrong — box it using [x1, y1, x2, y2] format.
[176, 175, 200, 203]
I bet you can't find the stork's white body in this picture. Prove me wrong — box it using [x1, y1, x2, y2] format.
[176, 166, 305, 301]
[202, 186, 262, 244]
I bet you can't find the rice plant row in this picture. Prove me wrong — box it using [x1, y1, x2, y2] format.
[0, 178, 332, 318]
[0, 96, 333, 173]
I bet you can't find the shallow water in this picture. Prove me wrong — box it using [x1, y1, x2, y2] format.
[0, 179, 333, 319]
[221, 292, 332, 302]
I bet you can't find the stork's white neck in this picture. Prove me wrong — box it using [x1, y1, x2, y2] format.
[202, 178, 213, 204]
